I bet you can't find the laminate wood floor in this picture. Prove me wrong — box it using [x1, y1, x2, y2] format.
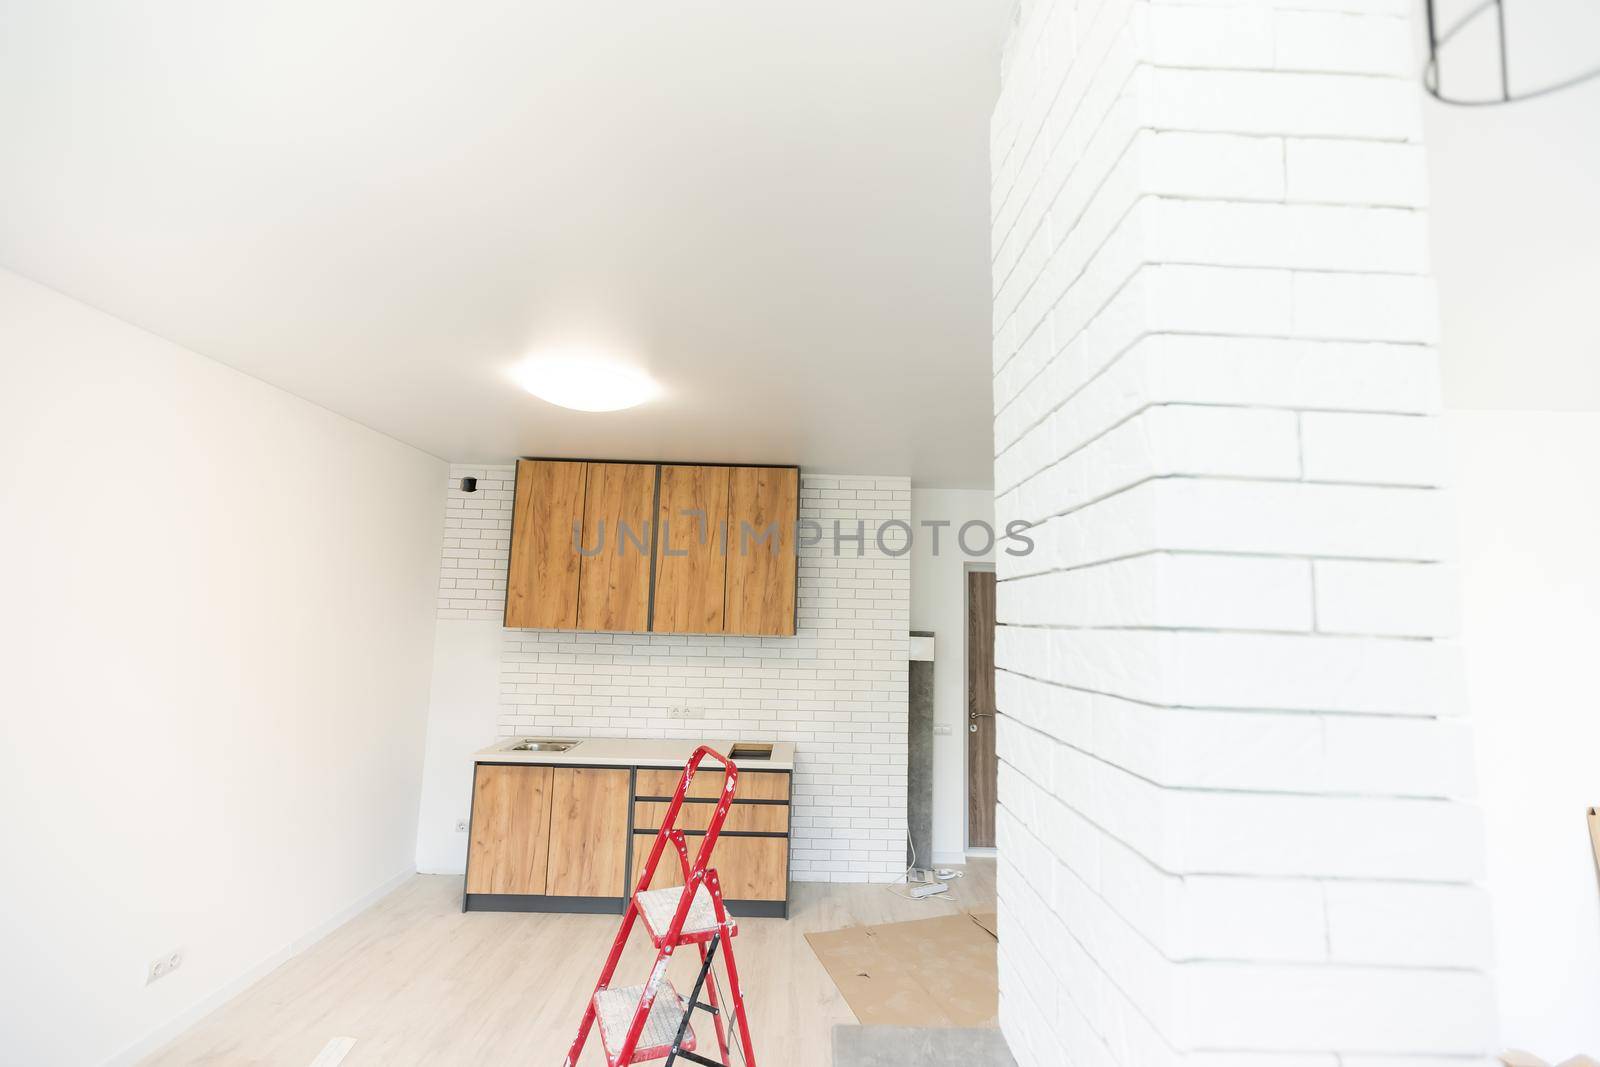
[141, 862, 997, 1067]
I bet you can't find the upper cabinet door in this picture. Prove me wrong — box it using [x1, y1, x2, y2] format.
[725, 467, 799, 636]
[505, 459, 587, 629]
[652, 465, 731, 634]
[576, 462, 656, 632]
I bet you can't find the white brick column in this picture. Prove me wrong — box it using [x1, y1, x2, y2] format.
[988, 0, 1497, 1062]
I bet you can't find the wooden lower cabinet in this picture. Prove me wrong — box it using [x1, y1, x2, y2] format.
[465, 765, 553, 895]
[631, 835, 789, 902]
[633, 800, 788, 834]
[545, 767, 630, 897]
[464, 762, 791, 917]
[464, 764, 629, 910]
[635, 768, 790, 802]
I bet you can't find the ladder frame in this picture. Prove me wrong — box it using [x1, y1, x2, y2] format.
[564, 746, 758, 1067]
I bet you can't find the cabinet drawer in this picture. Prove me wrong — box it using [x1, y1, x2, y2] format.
[631, 835, 788, 901]
[634, 800, 788, 834]
[635, 768, 789, 801]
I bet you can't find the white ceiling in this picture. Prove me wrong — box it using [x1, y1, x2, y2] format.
[0, 1, 1007, 486]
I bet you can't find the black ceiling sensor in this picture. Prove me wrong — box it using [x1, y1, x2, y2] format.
[460, 476, 478, 493]
[1425, 0, 1600, 105]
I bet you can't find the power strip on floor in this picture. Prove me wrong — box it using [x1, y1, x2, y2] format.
[909, 882, 949, 899]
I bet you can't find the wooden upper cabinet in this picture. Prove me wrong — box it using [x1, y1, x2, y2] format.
[506, 459, 799, 636]
[724, 467, 799, 636]
[576, 462, 655, 632]
[652, 465, 731, 634]
[505, 460, 586, 629]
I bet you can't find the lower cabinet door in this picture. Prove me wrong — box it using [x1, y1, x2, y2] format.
[545, 768, 631, 897]
[631, 836, 788, 901]
[465, 765, 554, 895]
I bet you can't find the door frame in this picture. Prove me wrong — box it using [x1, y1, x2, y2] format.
[963, 562, 997, 854]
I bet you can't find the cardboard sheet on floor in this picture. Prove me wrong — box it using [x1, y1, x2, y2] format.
[805, 911, 998, 1028]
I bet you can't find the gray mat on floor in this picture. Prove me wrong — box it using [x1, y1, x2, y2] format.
[832, 1025, 1018, 1066]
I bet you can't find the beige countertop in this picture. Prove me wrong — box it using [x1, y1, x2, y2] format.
[474, 736, 796, 772]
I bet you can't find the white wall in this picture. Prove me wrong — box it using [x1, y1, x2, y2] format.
[1423, 6, 1600, 1054]
[414, 619, 503, 874]
[1426, 0, 1600, 412]
[416, 463, 912, 883]
[1449, 411, 1600, 1055]
[0, 269, 444, 1066]
[988, 0, 1495, 1059]
[909, 488, 995, 862]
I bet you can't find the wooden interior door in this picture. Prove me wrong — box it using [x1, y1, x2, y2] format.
[465, 765, 554, 895]
[967, 569, 997, 848]
[505, 459, 587, 629]
[544, 768, 631, 897]
[724, 467, 798, 636]
[652, 465, 731, 633]
[576, 462, 656, 632]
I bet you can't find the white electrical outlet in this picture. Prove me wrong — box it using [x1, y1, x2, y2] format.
[683, 706, 705, 719]
[666, 706, 688, 720]
[933, 724, 952, 736]
[454, 818, 469, 833]
[146, 947, 184, 985]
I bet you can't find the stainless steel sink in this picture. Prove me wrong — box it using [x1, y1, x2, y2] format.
[508, 739, 578, 753]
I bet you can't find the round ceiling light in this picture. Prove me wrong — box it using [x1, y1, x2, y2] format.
[509, 353, 662, 413]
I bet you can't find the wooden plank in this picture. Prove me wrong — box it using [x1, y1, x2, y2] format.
[576, 462, 656, 632]
[724, 467, 799, 636]
[631, 835, 788, 901]
[635, 768, 789, 801]
[505, 459, 587, 629]
[544, 768, 631, 897]
[465, 765, 554, 895]
[651, 465, 731, 633]
[633, 800, 789, 834]
[966, 569, 997, 848]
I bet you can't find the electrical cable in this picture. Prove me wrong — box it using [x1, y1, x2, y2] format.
[884, 831, 965, 904]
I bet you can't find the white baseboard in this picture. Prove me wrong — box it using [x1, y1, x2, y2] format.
[964, 847, 997, 859]
[101, 866, 416, 1067]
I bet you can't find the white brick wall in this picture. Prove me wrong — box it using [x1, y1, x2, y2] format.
[434, 464, 911, 883]
[989, 0, 1495, 1060]
[436, 465, 514, 620]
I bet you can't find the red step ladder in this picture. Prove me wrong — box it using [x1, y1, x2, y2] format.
[564, 746, 759, 1067]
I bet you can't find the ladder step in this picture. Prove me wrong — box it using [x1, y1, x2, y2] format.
[593, 981, 697, 1064]
[635, 884, 737, 948]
